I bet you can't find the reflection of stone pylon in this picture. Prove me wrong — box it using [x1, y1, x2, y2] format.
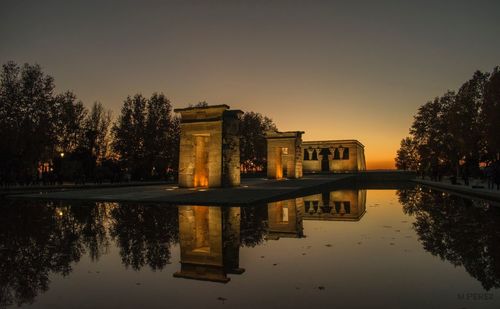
[174, 206, 244, 283]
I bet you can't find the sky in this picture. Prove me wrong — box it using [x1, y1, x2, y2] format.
[1, 0, 500, 169]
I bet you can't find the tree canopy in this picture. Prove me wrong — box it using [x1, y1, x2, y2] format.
[395, 67, 500, 178]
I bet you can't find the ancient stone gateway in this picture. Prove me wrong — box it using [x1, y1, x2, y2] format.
[302, 140, 366, 173]
[175, 105, 242, 188]
[265, 131, 304, 180]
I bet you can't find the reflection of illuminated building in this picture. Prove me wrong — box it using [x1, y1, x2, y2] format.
[267, 198, 304, 239]
[174, 206, 244, 283]
[302, 190, 366, 221]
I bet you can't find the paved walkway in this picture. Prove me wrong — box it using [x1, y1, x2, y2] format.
[0, 181, 172, 197]
[9, 174, 354, 206]
[413, 178, 500, 202]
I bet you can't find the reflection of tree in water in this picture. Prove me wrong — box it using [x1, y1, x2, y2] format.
[0, 200, 110, 308]
[109, 204, 179, 271]
[0, 201, 269, 307]
[398, 186, 500, 290]
[239, 205, 268, 247]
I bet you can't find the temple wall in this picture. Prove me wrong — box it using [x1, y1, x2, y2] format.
[302, 140, 366, 173]
[222, 114, 241, 187]
[266, 131, 303, 179]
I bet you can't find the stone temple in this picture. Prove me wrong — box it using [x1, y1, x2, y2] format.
[265, 131, 366, 180]
[175, 105, 242, 188]
[265, 131, 304, 180]
[175, 104, 366, 187]
[302, 140, 366, 173]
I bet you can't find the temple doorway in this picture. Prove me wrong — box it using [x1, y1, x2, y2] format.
[320, 148, 330, 172]
[194, 135, 209, 187]
[275, 147, 283, 179]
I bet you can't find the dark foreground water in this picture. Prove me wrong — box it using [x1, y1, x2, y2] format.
[1, 186, 500, 309]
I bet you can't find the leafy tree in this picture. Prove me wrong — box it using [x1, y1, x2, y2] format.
[112, 93, 178, 180]
[239, 112, 276, 172]
[0, 62, 57, 184]
[82, 101, 112, 162]
[144, 93, 175, 178]
[53, 91, 87, 154]
[483, 67, 500, 161]
[396, 66, 500, 179]
[395, 137, 419, 170]
[112, 94, 147, 179]
[447, 71, 489, 175]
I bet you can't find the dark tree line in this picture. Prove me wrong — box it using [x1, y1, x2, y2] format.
[0, 62, 113, 185]
[1, 61, 277, 185]
[396, 67, 500, 182]
[111, 93, 179, 180]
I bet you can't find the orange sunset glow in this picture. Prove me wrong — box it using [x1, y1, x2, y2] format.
[1, 1, 499, 168]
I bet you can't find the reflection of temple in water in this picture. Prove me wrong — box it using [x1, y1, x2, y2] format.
[302, 190, 367, 221]
[267, 198, 304, 239]
[174, 206, 244, 283]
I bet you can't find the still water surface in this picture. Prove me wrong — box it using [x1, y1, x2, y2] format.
[1, 186, 499, 308]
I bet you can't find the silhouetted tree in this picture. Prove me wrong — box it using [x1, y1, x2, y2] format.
[112, 93, 178, 180]
[396, 66, 500, 179]
[239, 112, 276, 172]
[53, 91, 87, 154]
[395, 137, 419, 171]
[483, 67, 500, 161]
[144, 93, 175, 179]
[0, 62, 57, 184]
[82, 102, 112, 162]
[112, 94, 147, 179]
[447, 71, 489, 176]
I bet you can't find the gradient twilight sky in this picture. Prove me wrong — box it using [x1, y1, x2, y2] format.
[1, 1, 499, 168]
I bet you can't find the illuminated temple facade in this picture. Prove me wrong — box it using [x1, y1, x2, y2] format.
[174, 104, 367, 187]
[175, 105, 242, 188]
[265, 131, 304, 179]
[265, 131, 366, 179]
[302, 140, 366, 173]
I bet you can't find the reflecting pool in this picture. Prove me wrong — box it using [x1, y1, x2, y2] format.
[1, 187, 499, 308]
